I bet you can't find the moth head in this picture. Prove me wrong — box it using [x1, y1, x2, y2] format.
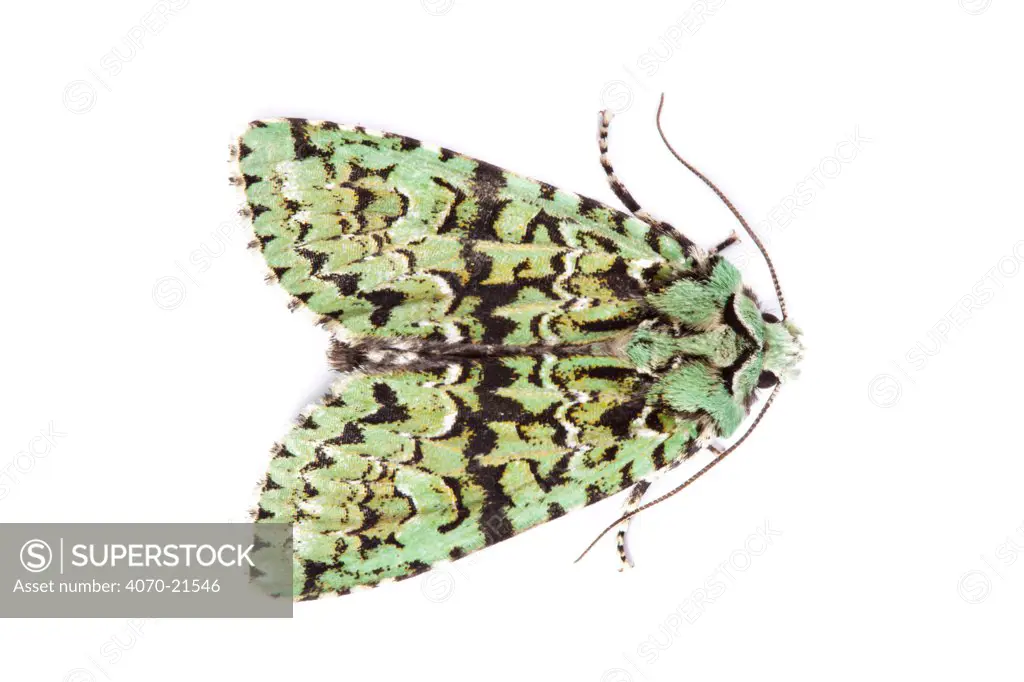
[726, 289, 803, 388]
[647, 257, 803, 438]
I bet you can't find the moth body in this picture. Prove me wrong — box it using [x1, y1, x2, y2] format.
[233, 117, 801, 600]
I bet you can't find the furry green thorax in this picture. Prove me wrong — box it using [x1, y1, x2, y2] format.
[627, 256, 802, 438]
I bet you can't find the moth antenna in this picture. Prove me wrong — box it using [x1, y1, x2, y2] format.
[655, 94, 788, 321]
[573, 384, 780, 564]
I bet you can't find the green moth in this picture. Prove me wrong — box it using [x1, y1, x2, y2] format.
[232, 98, 802, 601]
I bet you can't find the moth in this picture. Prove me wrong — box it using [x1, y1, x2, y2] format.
[231, 96, 802, 601]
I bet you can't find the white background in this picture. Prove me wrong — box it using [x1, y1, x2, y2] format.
[2, 0, 1022, 679]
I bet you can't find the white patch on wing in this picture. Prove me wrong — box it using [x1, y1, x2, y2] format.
[277, 161, 302, 202]
[296, 497, 324, 517]
[433, 409, 459, 439]
[442, 323, 462, 343]
[542, 247, 586, 342]
[386, 250, 411, 272]
[569, 297, 592, 312]
[627, 258, 658, 287]
[630, 406, 667, 441]
[536, 355, 591, 455]
[418, 272, 454, 298]
[444, 363, 463, 384]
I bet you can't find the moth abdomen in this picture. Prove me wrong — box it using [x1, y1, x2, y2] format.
[327, 337, 632, 374]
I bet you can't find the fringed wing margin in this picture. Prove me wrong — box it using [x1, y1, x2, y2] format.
[231, 119, 695, 346]
[253, 354, 701, 600]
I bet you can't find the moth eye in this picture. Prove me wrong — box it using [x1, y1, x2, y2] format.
[757, 371, 779, 389]
[762, 312, 780, 324]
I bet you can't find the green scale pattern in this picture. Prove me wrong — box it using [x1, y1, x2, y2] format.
[233, 119, 802, 599]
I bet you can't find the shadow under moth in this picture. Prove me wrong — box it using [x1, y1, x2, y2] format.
[230, 96, 803, 601]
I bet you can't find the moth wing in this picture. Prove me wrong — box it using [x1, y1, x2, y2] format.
[233, 119, 693, 345]
[254, 354, 701, 600]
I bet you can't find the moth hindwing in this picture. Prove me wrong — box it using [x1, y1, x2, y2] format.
[233, 117, 802, 600]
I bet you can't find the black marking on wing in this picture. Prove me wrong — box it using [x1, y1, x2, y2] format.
[360, 288, 407, 327]
[361, 383, 410, 424]
[437, 476, 472, 534]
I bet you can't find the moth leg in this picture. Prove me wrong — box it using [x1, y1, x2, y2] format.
[598, 110, 661, 228]
[615, 456, 687, 570]
[615, 480, 652, 571]
[709, 230, 741, 255]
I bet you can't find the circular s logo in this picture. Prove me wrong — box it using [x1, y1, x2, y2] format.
[867, 374, 901, 408]
[63, 669, 97, 682]
[959, 0, 992, 15]
[152, 276, 186, 310]
[420, 570, 456, 603]
[20, 539, 53, 573]
[600, 80, 634, 114]
[421, 0, 454, 15]
[957, 570, 991, 603]
[62, 80, 97, 114]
